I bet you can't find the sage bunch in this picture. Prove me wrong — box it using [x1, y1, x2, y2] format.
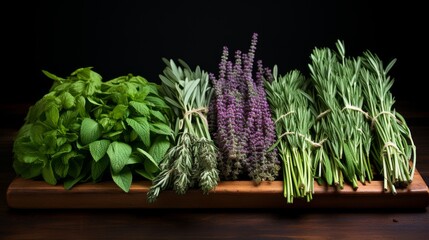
[147, 59, 219, 203]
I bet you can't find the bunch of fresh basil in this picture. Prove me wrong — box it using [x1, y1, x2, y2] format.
[12, 67, 174, 192]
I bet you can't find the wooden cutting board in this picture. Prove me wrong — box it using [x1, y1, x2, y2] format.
[7, 169, 429, 209]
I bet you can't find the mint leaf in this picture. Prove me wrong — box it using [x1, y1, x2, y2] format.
[89, 139, 111, 162]
[59, 91, 75, 109]
[135, 168, 155, 181]
[136, 148, 159, 172]
[80, 118, 102, 145]
[150, 122, 173, 136]
[129, 101, 150, 116]
[68, 157, 84, 179]
[91, 157, 109, 181]
[45, 104, 60, 128]
[148, 136, 170, 163]
[145, 96, 168, 108]
[111, 166, 132, 192]
[107, 141, 132, 173]
[53, 158, 69, 178]
[42, 162, 57, 185]
[150, 109, 167, 123]
[126, 117, 150, 146]
[111, 104, 128, 120]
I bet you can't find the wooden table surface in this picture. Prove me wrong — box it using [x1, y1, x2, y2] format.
[1, 103, 429, 239]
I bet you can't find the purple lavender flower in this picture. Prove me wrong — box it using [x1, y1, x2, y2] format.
[210, 33, 279, 182]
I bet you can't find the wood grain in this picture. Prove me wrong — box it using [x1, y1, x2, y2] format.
[7, 169, 429, 209]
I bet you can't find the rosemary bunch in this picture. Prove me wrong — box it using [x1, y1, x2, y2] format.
[309, 46, 347, 188]
[333, 41, 373, 187]
[360, 52, 416, 194]
[308, 41, 375, 189]
[265, 67, 315, 203]
[147, 59, 219, 203]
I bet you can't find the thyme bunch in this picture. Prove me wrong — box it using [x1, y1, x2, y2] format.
[209, 33, 280, 183]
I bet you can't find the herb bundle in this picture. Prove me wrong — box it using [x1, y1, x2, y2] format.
[12, 36, 417, 204]
[13, 67, 174, 192]
[360, 51, 416, 193]
[309, 45, 350, 188]
[308, 41, 374, 189]
[308, 40, 416, 193]
[209, 33, 280, 184]
[265, 67, 315, 203]
[334, 41, 373, 186]
[147, 59, 219, 203]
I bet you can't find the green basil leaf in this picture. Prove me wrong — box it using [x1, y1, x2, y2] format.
[52, 143, 72, 158]
[13, 161, 43, 179]
[64, 168, 89, 190]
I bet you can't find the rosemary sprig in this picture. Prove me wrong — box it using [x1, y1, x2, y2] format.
[147, 59, 219, 203]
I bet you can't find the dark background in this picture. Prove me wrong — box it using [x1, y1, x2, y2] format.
[3, 0, 428, 111]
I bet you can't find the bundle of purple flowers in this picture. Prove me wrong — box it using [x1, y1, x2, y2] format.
[209, 33, 280, 184]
